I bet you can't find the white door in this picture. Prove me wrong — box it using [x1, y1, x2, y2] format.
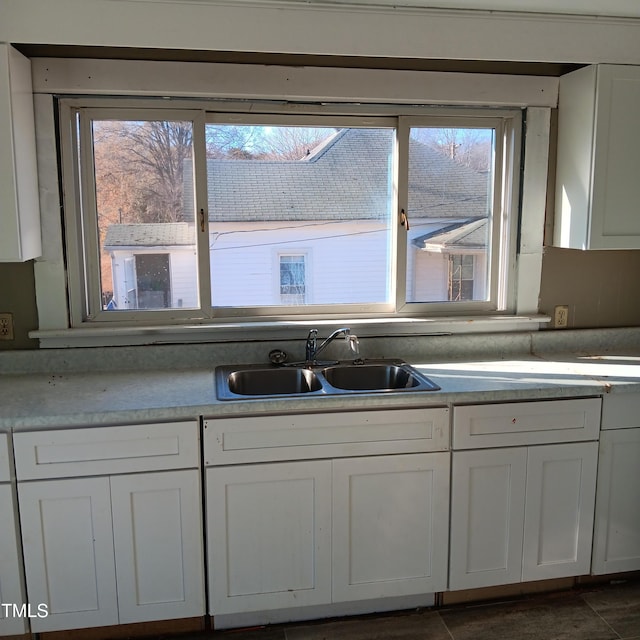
[522, 442, 598, 581]
[207, 461, 332, 614]
[0, 485, 28, 636]
[592, 429, 640, 574]
[18, 477, 118, 632]
[449, 448, 527, 590]
[111, 470, 205, 623]
[332, 453, 450, 602]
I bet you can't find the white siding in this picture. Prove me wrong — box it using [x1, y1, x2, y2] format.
[410, 250, 448, 302]
[210, 221, 390, 307]
[169, 250, 198, 309]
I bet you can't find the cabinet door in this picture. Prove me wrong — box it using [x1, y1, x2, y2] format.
[590, 65, 640, 249]
[111, 470, 205, 623]
[555, 64, 640, 250]
[207, 461, 332, 614]
[449, 448, 527, 590]
[0, 485, 27, 636]
[18, 477, 118, 632]
[592, 429, 640, 574]
[0, 44, 41, 262]
[522, 442, 598, 581]
[332, 453, 449, 601]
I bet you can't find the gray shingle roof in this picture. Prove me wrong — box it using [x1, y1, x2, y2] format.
[104, 222, 194, 248]
[183, 128, 489, 223]
[413, 218, 488, 250]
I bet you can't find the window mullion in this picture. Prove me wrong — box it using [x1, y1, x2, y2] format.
[59, 105, 88, 327]
[192, 111, 213, 316]
[395, 118, 410, 311]
[490, 121, 505, 309]
[79, 110, 104, 321]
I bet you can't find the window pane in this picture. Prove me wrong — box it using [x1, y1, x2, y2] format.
[448, 254, 475, 301]
[280, 254, 306, 304]
[205, 125, 395, 307]
[92, 120, 198, 311]
[406, 127, 494, 303]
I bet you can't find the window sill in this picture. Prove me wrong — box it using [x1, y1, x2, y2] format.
[30, 315, 551, 349]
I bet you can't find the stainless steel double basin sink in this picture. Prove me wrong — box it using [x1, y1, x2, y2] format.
[215, 359, 440, 400]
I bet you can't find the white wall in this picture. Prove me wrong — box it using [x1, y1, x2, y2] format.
[2, 0, 640, 65]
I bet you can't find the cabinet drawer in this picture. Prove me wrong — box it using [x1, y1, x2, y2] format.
[204, 408, 449, 465]
[601, 393, 640, 430]
[14, 421, 199, 480]
[453, 398, 601, 449]
[0, 433, 10, 482]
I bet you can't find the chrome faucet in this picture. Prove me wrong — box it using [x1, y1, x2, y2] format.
[305, 327, 359, 364]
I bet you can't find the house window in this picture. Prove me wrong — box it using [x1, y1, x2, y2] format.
[448, 254, 475, 302]
[280, 255, 307, 305]
[60, 101, 520, 326]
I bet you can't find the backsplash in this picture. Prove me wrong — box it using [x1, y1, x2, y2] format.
[0, 327, 638, 375]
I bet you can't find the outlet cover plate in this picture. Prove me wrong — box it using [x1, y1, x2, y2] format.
[0, 313, 14, 340]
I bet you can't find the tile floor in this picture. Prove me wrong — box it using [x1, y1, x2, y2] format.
[155, 580, 640, 640]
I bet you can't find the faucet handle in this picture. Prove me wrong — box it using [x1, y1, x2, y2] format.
[346, 333, 359, 355]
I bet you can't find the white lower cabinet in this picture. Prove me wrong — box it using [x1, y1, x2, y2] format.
[207, 452, 450, 615]
[592, 428, 640, 574]
[0, 485, 28, 636]
[450, 447, 527, 590]
[522, 442, 598, 581]
[18, 477, 119, 632]
[332, 453, 449, 602]
[450, 442, 599, 590]
[14, 421, 204, 633]
[207, 460, 333, 614]
[19, 470, 204, 632]
[111, 470, 204, 624]
[0, 433, 27, 637]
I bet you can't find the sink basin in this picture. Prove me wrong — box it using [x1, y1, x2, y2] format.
[322, 363, 437, 391]
[224, 367, 322, 397]
[216, 359, 440, 400]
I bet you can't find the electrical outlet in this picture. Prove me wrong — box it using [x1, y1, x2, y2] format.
[553, 305, 569, 329]
[0, 313, 15, 340]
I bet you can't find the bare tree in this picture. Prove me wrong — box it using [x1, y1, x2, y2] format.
[413, 128, 492, 171]
[116, 120, 193, 223]
[206, 125, 261, 159]
[260, 127, 336, 160]
[93, 119, 193, 224]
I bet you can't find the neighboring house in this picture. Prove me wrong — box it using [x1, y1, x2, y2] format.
[104, 129, 489, 310]
[104, 223, 198, 310]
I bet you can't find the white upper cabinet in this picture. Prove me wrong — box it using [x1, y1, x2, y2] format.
[0, 44, 41, 262]
[554, 64, 640, 250]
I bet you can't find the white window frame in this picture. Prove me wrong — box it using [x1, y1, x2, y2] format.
[60, 105, 210, 325]
[29, 60, 554, 346]
[396, 114, 519, 315]
[58, 98, 522, 328]
[278, 252, 309, 305]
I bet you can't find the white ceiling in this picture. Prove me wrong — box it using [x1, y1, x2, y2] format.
[285, 0, 640, 18]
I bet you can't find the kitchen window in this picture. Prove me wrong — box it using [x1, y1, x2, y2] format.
[59, 100, 521, 327]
